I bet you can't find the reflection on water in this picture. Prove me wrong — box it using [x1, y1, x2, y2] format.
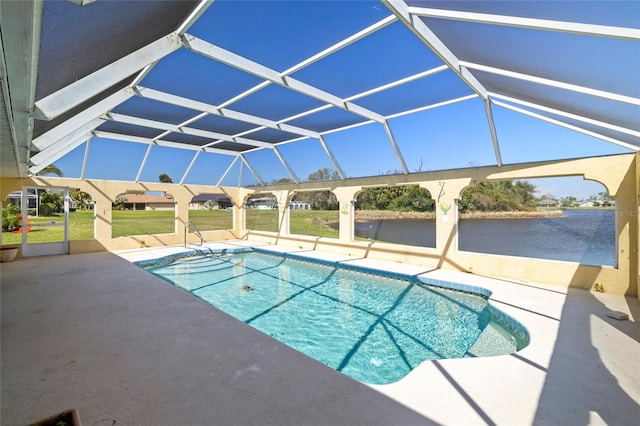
[353, 210, 615, 266]
[354, 219, 437, 248]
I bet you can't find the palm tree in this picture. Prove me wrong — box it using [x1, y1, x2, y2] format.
[37, 164, 63, 177]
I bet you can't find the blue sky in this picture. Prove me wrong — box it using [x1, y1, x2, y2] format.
[50, 0, 633, 200]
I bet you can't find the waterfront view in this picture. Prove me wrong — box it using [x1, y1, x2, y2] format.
[353, 209, 616, 267]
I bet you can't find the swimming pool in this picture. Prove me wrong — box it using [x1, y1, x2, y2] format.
[139, 249, 528, 384]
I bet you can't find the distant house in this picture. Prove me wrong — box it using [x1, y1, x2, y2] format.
[246, 196, 277, 209]
[6, 190, 38, 211]
[536, 199, 559, 208]
[122, 193, 175, 211]
[7, 189, 78, 214]
[189, 194, 233, 210]
[578, 200, 595, 208]
[289, 200, 310, 210]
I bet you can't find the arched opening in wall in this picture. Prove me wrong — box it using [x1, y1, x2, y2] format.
[458, 177, 616, 266]
[245, 192, 279, 233]
[188, 193, 233, 231]
[355, 185, 435, 247]
[69, 189, 94, 240]
[290, 191, 339, 238]
[112, 191, 176, 238]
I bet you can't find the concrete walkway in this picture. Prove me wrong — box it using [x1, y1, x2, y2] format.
[2, 243, 639, 425]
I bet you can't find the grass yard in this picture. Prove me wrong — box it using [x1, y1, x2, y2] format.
[188, 209, 233, 231]
[1, 210, 95, 244]
[112, 210, 175, 237]
[289, 209, 339, 238]
[245, 209, 340, 238]
[2, 209, 343, 244]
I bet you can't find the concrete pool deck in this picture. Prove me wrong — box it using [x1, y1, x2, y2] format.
[2, 241, 639, 425]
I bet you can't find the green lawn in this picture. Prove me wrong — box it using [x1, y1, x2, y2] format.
[289, 209, 339, 238]
[112, 210, 175, 237]
[188, 209, 233, 231]
[2, 209, 342, 243]
[1, 210, 95, 244]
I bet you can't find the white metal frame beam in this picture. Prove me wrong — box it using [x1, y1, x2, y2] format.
[182, 35, 386, 123]
[318, 135, 346, 180]
[176, 0, 216, 35]
[462, 62, 640, 107]
[273, 146, 300, 183]
[382, 0, 503, 166]
[135, 86, 321, 139]
[214, 15, 397, 110]
[408, 7, 640, 41]
[93, 130, 240, 156]
[32, 88, 135, 151]
[240, 154, 264, 186]
[493, 100, 639, 152]
[104, 112, 276, 149]
[35, 33, 182, 120]
[382, 120, 409, 174]
[490, 93, 640, 139]
[30, 118, 104, 168]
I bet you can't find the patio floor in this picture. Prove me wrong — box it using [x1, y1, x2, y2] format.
[2, 241, 639, 425]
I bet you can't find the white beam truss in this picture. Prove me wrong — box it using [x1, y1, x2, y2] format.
[386, 94, 477, 120]
[240, 154, 264, 186]
[318, 135, 345, 180]
[182, 35, 386, 123]
[217, 156, 239, 187]
[32, 88, 135, 151]
[30, 118, 103, 167]
[131, 1, 216, 91]
[382, 120, 409, 174]
[490, 93, 640, 139]
[382, 1, 488, 99]
[382, 0, 503, 166]
[80, 136, 91, 179]
[273, 145, 299, 183]
[35, 34, 182, 120]
[179, 150, 202, 184]
[135, 144, 154, 182]
[93, 130, 240, 156]
[135, 86, 321, 138]
[484, 100, 503, 166]
[177, 0, 216, 35]
[215, 15, 396, 110]
[461, 62, 640, 107]
[29, 130, 92, 175]
[407, 7, 640, 41]
[345, 65, 449, 102]
[492, 100, 639, 152]
[105, 112, 275, 149]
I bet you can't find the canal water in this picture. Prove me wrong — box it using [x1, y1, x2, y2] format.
[353, 209, 616, 267]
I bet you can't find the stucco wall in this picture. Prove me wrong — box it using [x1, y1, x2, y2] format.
[1, 153, 638, 296]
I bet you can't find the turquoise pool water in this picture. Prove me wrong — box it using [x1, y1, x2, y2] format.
[141, 250, 528, 384]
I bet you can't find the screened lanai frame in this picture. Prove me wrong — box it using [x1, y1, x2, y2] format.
[2, 0, 637, 185]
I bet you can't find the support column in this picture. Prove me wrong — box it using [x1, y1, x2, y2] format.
[92, 191, 113, 244]
[226, 188, 249, 238]
[173, 191, 191, 236]
[332, 187, 361, 242]
[420, 178, 471, 263]
[272, 190, 292, 235]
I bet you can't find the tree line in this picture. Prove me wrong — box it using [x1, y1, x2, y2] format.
[279, 168, 539, 213]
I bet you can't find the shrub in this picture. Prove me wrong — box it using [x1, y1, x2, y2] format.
[2, 205, 21, 232]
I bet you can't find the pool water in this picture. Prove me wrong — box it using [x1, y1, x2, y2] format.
[143, 250, 527, 384]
